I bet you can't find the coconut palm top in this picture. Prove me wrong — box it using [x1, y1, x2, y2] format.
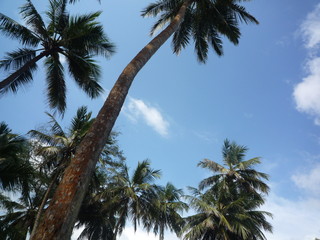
[0, 0, 115, 113]
[142, 0, 258, 62]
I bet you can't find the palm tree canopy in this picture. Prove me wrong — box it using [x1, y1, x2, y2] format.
[198, 139, 270, 198]
[183, 188, 272, 240]
[182, 140, 272, 240]
[0, 0, 115, 113]
[146, 182, 188, 240]
[105, 160, 161, 238]
[142, 0, 258, 62]
[0, 122, 34, 192]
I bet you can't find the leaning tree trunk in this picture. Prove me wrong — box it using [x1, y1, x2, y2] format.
[31, 1, 192, 239]
[0, 51, 48, 91]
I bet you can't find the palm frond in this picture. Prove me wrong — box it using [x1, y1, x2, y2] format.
[46, 0, 69, 37]
[69, 106, 93, 134]
[0, 13, 40, 46]
[230, 3, 259, 24]
[0, 59, 38, 94]
[20, 0, 48, 40]
[44, 53, 66, 114]
[65, 52, 103, 99]
[172, 8, 192, 54]
[0, 48, 37, 71]
[28, 130, 57, 146]
[46, 112, 66, 137]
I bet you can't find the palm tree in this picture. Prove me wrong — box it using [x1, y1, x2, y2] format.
[0, 177, 46, 240]
[28, 106, 125, 239]
[182, 140, 272, 240]
[0, 0, 114, 113]
[33, 1, 259, 238]
[183, 187, 272, 240]
[146, 182, 188, 240]
[0, 122, 33, 194]
[198, 139, 270, 202]
[27, 106, 94, 238]
[106, 160, 161, 240]
[0, 107, 126, 240]
[75, 167, 119, 240]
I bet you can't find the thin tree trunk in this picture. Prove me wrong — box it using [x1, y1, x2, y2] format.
[29, 171, 59, 239]
[31, 1, 192, 239]
[0, 51, 48, 91]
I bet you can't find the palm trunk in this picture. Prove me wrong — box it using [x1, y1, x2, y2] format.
[29, 171, 59, 239]
[31, 1, 192, 239]
[0, 51, 48, 91]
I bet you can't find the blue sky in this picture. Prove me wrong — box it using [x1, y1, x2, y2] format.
[1, 0, 320, 239]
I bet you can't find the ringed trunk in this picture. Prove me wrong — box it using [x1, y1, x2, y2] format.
[31, 1, 192, 239]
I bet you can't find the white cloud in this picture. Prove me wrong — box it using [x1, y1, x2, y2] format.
[263, 193, 320, 240]
[263, 162, 320, 240]
[300, 3, 320, 50]
[294, 3, 320, 124]
[125, 98, 170, 137]
[291, 163, 320, 196]
[293, 57, 320, 124]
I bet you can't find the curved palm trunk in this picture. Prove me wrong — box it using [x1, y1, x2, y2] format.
[31, 1, 192, 239]
[0, 51, 48, 91]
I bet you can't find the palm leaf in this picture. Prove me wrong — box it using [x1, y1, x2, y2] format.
[44, 53, 66, 114]
[0, 59, 38, 94]
[65, 52, 103, 99]
[20, 0, 48, 40]
[0, 13, 40, 46]
[0, 48, 37, 71]
[46, 0, 69, 37]
[46, 112, 66, 137]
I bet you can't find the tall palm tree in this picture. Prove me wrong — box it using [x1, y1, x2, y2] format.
[182, 140, 272, 240]
[0, 0, 114, 113]
[33, 1, 259, 238]
[0, 107, 126, 240]
[182, 187, 272, 240]
[107, 160, 161, 240]
[28, 106, 125, 239]
[27, 106, 94, 238]
[198, 139, 270, 202]
[146, 182, 188, 240]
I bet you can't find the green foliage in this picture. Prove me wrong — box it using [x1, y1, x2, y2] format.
[0, 0, 115, 113]
[142, 0, 258, 62]
[182, 139, 272, 240]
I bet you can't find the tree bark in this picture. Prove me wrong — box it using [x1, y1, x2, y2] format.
[31, 1, 192, 239]
[29, 171, 59, 239]
[0, 51, 48, 91]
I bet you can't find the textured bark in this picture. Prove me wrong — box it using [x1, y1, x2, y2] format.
[31, 1, 192, 239]
[0, 51, 48, 91]
[29, 172, 59, 239]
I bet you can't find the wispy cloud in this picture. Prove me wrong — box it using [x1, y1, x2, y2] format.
[263, 158, 320, 240]
[263, 192, 320, 240]
[294, 3, 320, 125]
[300, 3, 320, 50]
[291, 163, 320, 196]
[124, 97, 170, 137]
